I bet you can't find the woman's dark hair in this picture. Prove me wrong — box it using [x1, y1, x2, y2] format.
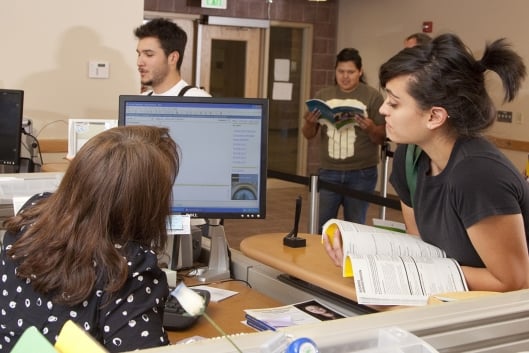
[379, 33, 526, 136]
[6, 125, 180, 305]
[336, 47, 366, 84]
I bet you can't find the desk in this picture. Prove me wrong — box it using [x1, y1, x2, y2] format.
[240, 233, 397, 312]
[40, 162, 69, 173]
[39, 139, 69, 173]
[166, 280, 281, 343]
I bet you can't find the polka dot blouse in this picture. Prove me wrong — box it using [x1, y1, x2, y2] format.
[0, 194, 170, 352]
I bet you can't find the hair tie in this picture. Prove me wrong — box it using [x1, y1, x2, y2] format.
[476, 60, 487, 73]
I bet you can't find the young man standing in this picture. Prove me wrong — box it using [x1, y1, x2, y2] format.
[134, 18, 210, 97]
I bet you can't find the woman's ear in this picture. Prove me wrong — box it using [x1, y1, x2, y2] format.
[427, 107, 449, 129]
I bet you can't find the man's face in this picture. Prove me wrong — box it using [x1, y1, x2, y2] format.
[404, 38, 418, 48]
[335, 61, 362, 92]
[136, 37, 172, 88]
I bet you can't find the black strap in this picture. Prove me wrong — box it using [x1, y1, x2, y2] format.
[178, 85, 195, 97]
[146, 85, 195, 96]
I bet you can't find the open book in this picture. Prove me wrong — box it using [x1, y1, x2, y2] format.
[322, 219, 468, 306]
[306, 98, 365, 130]
[244, 299, 345, 331]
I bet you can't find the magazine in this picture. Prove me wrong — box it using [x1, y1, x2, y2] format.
[322, 219, 468, 306]
[244, 299, 345, 331]
[305, 98, 365, 130]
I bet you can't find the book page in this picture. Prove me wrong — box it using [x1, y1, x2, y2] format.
[352, 255, 468, 306]
[322, 219, 446, 277]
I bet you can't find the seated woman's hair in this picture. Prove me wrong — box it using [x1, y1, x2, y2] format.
[6, 125, 180, 305]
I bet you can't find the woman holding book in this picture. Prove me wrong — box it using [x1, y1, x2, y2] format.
[302, 47, 386, 231]
[324, 33, 529, 293]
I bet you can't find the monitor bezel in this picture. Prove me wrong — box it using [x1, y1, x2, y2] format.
[0, 89, 24, 167]
[118, 95, 268, 220]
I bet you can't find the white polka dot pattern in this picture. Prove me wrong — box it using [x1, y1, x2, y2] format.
[0, 194, 170, 352]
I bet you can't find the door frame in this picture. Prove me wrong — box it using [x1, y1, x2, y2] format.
[269, 20, 313, 175]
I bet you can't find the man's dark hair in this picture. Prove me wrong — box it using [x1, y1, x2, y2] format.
[335, 47, 366, 83]
[134, 18, 187, 70]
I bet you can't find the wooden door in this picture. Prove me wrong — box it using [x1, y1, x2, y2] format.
[197, 24, 262, 98]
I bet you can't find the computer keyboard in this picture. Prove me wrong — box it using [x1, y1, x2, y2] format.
[163, 288, 211, 331]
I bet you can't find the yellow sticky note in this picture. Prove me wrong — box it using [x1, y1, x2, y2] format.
[55, 320, 107, 353]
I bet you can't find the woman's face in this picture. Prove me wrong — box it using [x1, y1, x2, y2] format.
[335, 61, 362, 92]
[379, 75, 430, 144]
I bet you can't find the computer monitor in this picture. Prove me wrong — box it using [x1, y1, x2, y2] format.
[118, 95, 268, 220]
[119, 95, 268, 281]
[67, 118, 118, 159]
[0, 89, 24, 168]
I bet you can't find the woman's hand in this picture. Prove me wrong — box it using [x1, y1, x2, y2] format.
[322, 228, 343, 267]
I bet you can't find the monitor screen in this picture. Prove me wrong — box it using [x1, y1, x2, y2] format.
[118, 95, 268, 219]
[0, 89, 24, 166]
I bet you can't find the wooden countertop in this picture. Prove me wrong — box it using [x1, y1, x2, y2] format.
[166, 280, 281, 344]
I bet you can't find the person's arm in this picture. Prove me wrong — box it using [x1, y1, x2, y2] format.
[302, 110, 321, 139]
[101, 267, 169, 351]
[463, 213, 529, 292]
[354, 115, 386, 145]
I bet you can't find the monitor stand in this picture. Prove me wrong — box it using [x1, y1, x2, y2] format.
[197, 219, 231, 282]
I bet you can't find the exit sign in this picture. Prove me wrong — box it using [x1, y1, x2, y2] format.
[201, 0, 227, 9]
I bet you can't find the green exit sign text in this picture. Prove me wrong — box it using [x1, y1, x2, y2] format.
[201, 0, 227, 9]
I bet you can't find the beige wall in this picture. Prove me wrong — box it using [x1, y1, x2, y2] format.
[337, 0, 529, 171]
[1, 1, 143, 145]
[3, 1, 528, 170]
